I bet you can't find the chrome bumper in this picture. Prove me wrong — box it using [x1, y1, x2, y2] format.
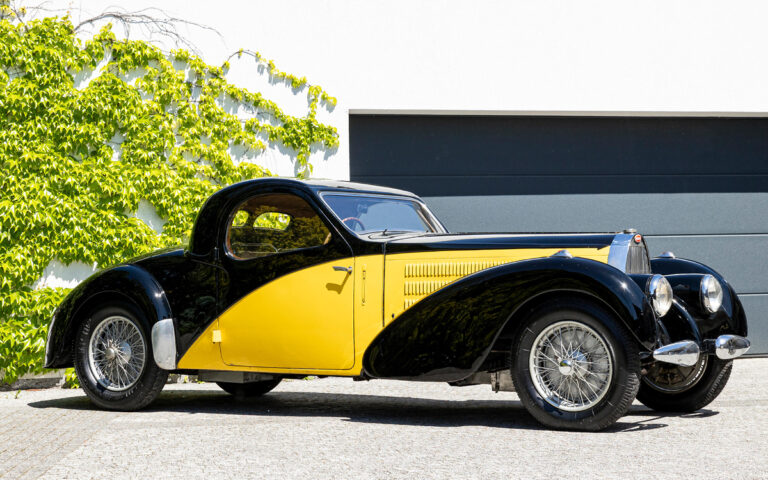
[652, 335, 750, 367]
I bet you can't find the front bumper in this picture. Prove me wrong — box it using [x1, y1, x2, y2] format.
[652, 335, 751, 367]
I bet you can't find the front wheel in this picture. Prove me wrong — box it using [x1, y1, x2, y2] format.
[511, 298, 641, 431]
[636, 356, 732, 412]
[73, 302, 168, 411]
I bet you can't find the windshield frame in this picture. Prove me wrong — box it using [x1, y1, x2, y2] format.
[318, 191, 447, 238]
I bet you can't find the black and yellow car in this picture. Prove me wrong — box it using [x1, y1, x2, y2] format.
[44, 178, 750, 430]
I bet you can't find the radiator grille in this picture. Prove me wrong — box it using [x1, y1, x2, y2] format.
[627, 243, 651, 274]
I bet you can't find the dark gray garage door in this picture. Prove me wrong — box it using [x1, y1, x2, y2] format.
[350, 114, 768, 354]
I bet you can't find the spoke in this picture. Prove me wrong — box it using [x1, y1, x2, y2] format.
[537, 350, 561, 367]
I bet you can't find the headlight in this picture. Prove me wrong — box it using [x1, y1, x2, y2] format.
[648, 274, 673, 317]
[701, 275, 723, 313]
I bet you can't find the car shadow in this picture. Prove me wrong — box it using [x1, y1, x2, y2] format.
[22, 387, 715, 433]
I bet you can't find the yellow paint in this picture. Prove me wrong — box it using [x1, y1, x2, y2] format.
[178, 246, 610, 376]
[384, 248, 609, 323]
[218, 259, 355, 369]
[353, 255, 385, 370]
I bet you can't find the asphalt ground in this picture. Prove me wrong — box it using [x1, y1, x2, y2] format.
[1, 358, 767, 480]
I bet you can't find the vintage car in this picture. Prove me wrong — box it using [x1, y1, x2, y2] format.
[44, 178, 750, 430]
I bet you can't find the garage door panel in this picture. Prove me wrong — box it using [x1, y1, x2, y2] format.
[738, 295, 768, 354]
[422, 193, 768, 236]
[351, 115, 768, 184]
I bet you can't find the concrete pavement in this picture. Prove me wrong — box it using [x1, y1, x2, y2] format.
[1, 358, 767, 479]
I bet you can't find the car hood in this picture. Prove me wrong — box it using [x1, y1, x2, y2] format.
[382, 232, 617, 253]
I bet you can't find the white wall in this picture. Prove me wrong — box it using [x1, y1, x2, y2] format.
[56, 0, 768, 167]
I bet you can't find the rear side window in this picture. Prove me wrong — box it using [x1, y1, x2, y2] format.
[226, 193, 331, 260]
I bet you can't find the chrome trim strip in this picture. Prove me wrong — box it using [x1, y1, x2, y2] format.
[715, 335, 751, 360]
[607, 233, 634, 272]
[151, 318, 177, 370]
[653, 340, 700, 367]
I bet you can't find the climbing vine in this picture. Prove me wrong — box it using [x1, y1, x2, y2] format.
[0, 5, 339, 384]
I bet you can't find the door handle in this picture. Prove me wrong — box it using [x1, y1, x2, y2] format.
[333, 266, 352, 273]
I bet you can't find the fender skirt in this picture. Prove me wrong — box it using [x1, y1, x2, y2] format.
[44, 265, 173, 368]
[363, 257, 657, 382]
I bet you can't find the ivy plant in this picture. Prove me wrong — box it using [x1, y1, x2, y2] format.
[0, 5, 338, 385]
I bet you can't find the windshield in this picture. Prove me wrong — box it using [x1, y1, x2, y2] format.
[321, 193, 442, 235]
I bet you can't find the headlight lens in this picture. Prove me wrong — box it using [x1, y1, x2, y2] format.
[701, 275, 723, 313]
[648, 275, 673, 317]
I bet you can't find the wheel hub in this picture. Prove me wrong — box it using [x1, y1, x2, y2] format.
[558, 350, 587, 376]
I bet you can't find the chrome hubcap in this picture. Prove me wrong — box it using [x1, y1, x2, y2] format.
[529, 321, 613, 412]
[88, 316, 146, 392]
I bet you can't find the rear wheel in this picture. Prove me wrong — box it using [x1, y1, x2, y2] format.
[511, 298, 641, 431]
[637, 357, 732, 412]
[74, 302, 167, 411]
[217, 378, 282, 398]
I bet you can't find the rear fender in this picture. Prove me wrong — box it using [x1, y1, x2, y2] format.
[363, 257, 657, 382]
[45, 265, 173, 368]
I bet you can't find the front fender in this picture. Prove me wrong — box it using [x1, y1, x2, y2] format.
[44, 264, 173, 368]
[651, 257, 747, 338]
[362, 257, 657, 382]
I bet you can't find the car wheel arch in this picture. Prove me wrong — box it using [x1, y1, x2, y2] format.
[493, 288, 630, 352]
[46, 265, 173, 369]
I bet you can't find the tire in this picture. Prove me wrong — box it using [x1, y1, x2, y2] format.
[73, 302, 168, 411]
[636, 357, 732, 412]
[216, 378, 282, 398]
[511, 298, 641, 431]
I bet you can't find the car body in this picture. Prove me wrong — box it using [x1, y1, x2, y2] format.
[45, 178, 751, 430]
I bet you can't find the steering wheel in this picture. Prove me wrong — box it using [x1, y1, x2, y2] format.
[342, 216, 365, 231]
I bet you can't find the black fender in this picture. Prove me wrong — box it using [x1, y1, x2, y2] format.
[651, 257, 747, 338]
[44, 265, 173, 368]
[362, 257, 657, 382]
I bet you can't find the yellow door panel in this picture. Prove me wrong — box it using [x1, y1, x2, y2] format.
[353, 254, 386, 369]
[384, 248, 609, 323]
[218, 259, 355, 370]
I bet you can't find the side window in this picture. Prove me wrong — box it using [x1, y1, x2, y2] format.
[226, 193, 331, 260]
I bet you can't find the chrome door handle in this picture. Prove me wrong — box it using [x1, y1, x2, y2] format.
[333, 266, 352, 273]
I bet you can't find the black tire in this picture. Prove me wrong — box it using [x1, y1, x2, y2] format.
[636, 357, 732, 412]
[511, 298, 641, 431]
[216, 378, 282, 398]
[73, 302, 168, 411]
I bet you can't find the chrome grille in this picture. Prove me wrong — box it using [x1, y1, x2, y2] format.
[627, 243, 651, 274]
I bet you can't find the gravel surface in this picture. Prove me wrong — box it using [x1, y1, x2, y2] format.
[1, 358, 767, 479]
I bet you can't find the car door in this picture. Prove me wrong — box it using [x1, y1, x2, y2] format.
[216, 190, 356, 370]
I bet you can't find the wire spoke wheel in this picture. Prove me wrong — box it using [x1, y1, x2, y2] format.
[642, 355, 709, 393]
[88, 315, 147, 392]
[529, 320, 613, 412]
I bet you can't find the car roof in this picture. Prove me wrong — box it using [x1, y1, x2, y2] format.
[223, 177, 420, 198]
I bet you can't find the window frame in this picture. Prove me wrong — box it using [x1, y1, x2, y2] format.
[318, 191, 446, 238]
[223, 191, 336, 262]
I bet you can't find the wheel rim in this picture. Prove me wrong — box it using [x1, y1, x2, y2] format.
[643, 355, 708, 393]
[88, 316, 147, 392]
[529, 320, 614, 412]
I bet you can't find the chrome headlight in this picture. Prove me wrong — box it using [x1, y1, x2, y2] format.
[648, 274, 673, 317]
[701, 275, 723, 313]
